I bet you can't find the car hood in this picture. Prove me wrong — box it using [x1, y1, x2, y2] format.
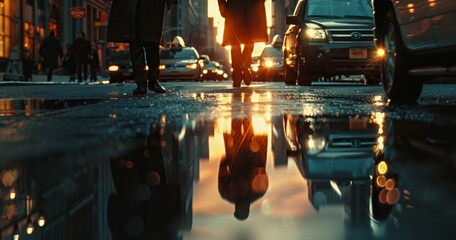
[309, 19, 374, 30]
[160, 59, 198, 64]
[109, 60, 131, 66]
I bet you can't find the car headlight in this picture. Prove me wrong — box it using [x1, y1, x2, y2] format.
[305, 23, 327, 40]
[307, 136, 326, 154]
[217, 69, 224, 75]
[265, 60, 274, 68]
[159, 64, 166, 70]
[203, 69, 208, 74]
[251, 65, 259, 72]
[187, 63, 198, 69]
[108, 65, 119, 72]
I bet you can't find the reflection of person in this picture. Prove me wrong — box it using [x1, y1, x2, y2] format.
[108, 124, 182, 239]
[72, 31, 91, 83]
[218, 110, 269, 220]
[218, 0, 268, 87]
[39, 30, 63, 82]
[107, 0, 171, 95]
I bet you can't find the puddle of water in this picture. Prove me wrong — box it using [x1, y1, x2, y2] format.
[2, 112, 456, 240]
[0, 99, 104, 117]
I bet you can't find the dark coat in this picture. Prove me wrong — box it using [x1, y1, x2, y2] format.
[107, 0, 167, 43]
[218, 0, 269, 46]
[72, 38, 91, 61]
[39, 36, 63, 68]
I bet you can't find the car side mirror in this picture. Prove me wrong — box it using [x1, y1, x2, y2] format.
[286, 15, 299, 25]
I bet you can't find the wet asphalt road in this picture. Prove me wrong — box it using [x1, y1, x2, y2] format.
[1, 81, 456, 240]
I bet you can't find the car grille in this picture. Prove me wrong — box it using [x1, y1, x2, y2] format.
[328, 30, 374, 42]
[328, 136, 376, 149]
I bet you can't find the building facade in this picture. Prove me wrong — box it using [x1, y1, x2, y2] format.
[0, 0, 111, 73]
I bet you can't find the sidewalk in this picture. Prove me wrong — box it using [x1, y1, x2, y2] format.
[0, 72, 109, 85]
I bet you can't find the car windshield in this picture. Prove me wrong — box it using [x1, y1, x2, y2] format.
[261, 47, 282, 58]
[205, 62, 220, 68]
[305, 0, 373, 19]
[160, 49, 198, 60]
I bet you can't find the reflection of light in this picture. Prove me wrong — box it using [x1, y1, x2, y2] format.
[377, 161, 388, 175]
[378, 188, 388, 204]
[376, 48, 385, 57]
[407, 3, 415, 13]
[386, 188, 400, 204]
[27, 220, 34, 234]
[373, 95, 382, 102]
[38, 214, 46, 227]
[428, 0, 436, 7]
[9, 187, 16, 200]
[385, 178, 395, 190]
[252, 116, 268, 135]
[377, 136, 384, 145]
[376, 175, 386, 187]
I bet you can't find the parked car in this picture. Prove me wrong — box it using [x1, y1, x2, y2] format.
[283, 0, 382, 86]
[258, 35, 285, 81]
[108, 50, 133, 83]
[372, 0, 456, 103]
[159, 36, 204, 81]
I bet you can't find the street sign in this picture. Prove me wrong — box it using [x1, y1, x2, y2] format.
[70, 7, 86, 18]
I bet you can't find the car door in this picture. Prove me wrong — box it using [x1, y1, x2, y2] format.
[393, 0, 437, 51]
[428, 0, 456, 48]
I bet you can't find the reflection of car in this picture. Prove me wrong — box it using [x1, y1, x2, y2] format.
[202, 61, 221, 80]
[372, 0, 456, 103]
[159, 37, 203, 81]
[284, 114, 377, 221]
[258, 35, 285, 81]
[108, 50, 133, 83]
[250, 56, 261, 81]
[283, 0, 382, 86]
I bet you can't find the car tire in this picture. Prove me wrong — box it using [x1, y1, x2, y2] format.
[284, 66, 297, 85]
[381, 11, 423, 103]
[297, 56, 312, 86]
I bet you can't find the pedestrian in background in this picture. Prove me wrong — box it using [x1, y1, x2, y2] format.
[218, 0, 268, 87]
[90, 47, 100, 82]
[107, 0, 174, 94]
[39, 30, 63, 82]
[72, 31, 91, 83]
[62, 46, 76, 82]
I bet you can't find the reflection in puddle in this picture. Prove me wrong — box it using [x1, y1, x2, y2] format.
[0, 99, 103, 117]
[2, 109, 456, 239]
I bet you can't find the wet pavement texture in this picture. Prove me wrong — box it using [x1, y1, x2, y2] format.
[0, 82, 456, 240]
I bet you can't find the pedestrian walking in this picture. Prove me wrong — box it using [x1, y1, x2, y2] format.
[62, 46, 77, 82]
[107, 0, 174, 94]
[39, 30, 63, 82]
[218, 0, 268, 87]
[90, 48, 100, 82]
[72, 31, 91, 83]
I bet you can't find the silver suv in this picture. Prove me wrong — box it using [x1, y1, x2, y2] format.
[373, 0, 456, 103]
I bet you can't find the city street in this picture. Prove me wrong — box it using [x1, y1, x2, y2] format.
[1, 80, 456, 239]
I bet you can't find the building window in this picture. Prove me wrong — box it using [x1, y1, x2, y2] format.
[0, 0, 11, 58]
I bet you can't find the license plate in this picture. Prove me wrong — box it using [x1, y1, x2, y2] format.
[122, 72, 131, 76]
[349, 48, 368, 59]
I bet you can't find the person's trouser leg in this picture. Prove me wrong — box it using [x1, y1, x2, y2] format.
[231, 45, 242, 87]
[129, 41, 146, 89]
[83, 60, 89, 81]
[76, 58, 83, 82]
[144, 42, 166, 93]
[47, 67, 54, 82]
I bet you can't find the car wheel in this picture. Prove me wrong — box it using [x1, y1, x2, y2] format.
[297, 56, 312, 86]
[284, 66, 296, 85]
[381, 11, 423, 103]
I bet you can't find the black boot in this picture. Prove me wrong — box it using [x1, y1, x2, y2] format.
[148, 79, 166, 93]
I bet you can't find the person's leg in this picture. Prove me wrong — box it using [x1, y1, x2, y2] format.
[144, 42, 166, 93]
[231, 45, 242, 87]
[83, 60, 89, 81]
[241, 44, 254, 86]
[47, 67, 54, 82]
[76, 58, 83, 82]
[129, 40, 147, 94]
